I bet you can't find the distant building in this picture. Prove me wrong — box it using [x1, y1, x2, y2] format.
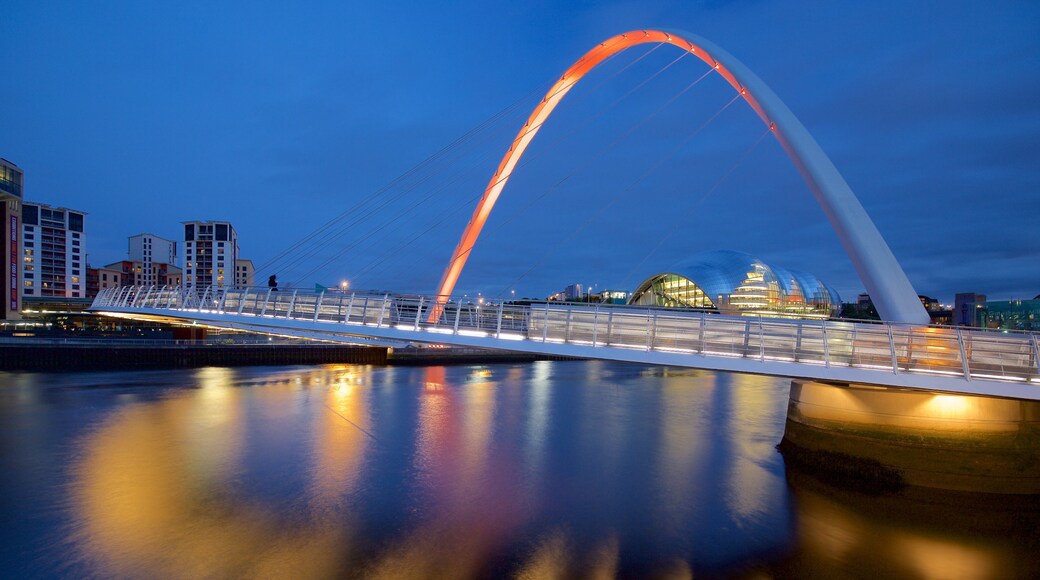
[954, 293, 986, 326]
[21, 201, 87, 300]
[973, 298, 1040, 331]
[104, 260, 181, 288]
[128, 233, 177, 287]
[547, 283, 585, 302]
[182, 220, 239, 290]
[629, 250, 840, 319]
[599, 290, 629, 304]
[234, 258, 254, 288]
[0, 158, 23, 320]
[87, 264, 124, 297]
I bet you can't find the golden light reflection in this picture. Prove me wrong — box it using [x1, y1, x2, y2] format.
[309, 367, 371, 513]
[69, 385, 347, 577]
[726, 374, 783, 523]
[656, 375, 711, 530]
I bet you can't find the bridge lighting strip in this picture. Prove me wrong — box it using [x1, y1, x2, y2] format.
[457, 330, 489, 338]
[496, 333, 525, 341]
[972, 373, 1026, 382]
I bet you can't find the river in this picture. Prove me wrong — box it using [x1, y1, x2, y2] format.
[1, 361, 1037, 577]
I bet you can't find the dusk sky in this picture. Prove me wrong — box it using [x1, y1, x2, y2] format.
[3, 1, 1038, 302]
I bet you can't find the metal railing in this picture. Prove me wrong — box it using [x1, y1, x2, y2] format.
[91, 286, 1040, 385]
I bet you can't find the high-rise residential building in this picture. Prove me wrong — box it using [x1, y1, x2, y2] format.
[182, 220, 238, 290]
[235, 258, 254, 288]
[128, 233, 177, 287]
[21, 201, 87, 300]
[0, 158, 23, 319]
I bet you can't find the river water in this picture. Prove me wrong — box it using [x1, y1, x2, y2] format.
[1, 361, 1038, 578]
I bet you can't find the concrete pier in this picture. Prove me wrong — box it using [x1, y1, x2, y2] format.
[780, 380, 1040, 494]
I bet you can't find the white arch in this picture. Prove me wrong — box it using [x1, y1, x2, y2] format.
[433, 30, 928, 324]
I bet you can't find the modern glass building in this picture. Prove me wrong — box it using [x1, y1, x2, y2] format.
[628, 250, 841, 319]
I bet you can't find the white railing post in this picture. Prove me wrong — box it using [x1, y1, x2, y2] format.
[699, 313, 706, 353]
[286, 290, 298, 319]
[606, 310, 614, 346]
[542, 303, 550, 342]
[591, 305, 599, 347]
[415, 296, 425, 331]
[237, 289, 248, 315]
[344, 293, 355, 323]
[453, 301, 462, 334]
[218, 288, 230, 312]
[822, 320, 830, 368]
[887, 325, 898, 373]
[495, 301, 503, 338]
[360, 296, 370, 323]
[646, 309, 656, 351]
[1031, 334, 1040, 375]
[956, 327, 970, 381]
[142, 286, 155, 307]
[313, 290, 324, 321]
[260, 289, 272, 317]
[759, 317, 765, 361]
[565, 308, 573, 343]
[377, 294, 388, 327]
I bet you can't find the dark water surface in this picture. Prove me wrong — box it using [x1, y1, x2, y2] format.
[1, 361, 1038, 578]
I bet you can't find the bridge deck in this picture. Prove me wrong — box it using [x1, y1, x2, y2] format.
[90, 286, 1040, 400]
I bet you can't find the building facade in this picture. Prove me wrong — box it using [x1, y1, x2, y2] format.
[21, 201, 87, 300]
[104, 260, 181, 288]
[128, 233, 177, 287]
[182, 220, 238, 290]
[234, 258, 254, 288]
[87, 265, 124, 297]
[0, 158, 22, 319]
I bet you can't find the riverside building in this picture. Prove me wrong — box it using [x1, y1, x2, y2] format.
[182, 220, 241, 291]
[128, 233, 177, 287]
[628, 250, 841, 319]
[0, 158, 23, 319]
[21, 201, 87, 300]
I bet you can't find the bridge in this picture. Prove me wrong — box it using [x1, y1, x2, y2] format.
[90, 285, 1040, 401]
[89, 30, 1038, 402]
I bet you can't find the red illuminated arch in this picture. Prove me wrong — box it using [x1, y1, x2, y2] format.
[433, 30, 928, 324]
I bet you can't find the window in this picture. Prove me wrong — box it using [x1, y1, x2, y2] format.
[24, 273, 33, 279]
[72, 240, 80, 247]
[102, 273, 108, 281]
[72, 232, 80, 239]
[24, 280, 32, 287]
[72, 276, 80, 283]
[72, 269, 80, 275]
[24, 241, 33, 248]
[23, 233, 33, 240]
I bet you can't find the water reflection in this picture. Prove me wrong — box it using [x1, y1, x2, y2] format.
[0, 361, 1034, 576]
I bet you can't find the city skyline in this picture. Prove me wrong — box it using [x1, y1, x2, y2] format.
[2, 1, 1037, 302]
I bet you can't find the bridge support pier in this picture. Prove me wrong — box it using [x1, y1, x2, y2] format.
[779, 380, 1040, 495]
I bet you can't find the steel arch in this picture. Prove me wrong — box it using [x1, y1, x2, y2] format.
[433, 30, 928, 324]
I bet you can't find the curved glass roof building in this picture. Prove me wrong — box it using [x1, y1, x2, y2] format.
[628, 250, 841, 319]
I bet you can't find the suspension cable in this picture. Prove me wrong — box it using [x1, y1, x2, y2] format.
[495, 92, 743, 298]
[617, 126, 773, 290]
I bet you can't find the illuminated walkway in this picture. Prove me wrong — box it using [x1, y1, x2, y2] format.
[92, 286, 1040, 401]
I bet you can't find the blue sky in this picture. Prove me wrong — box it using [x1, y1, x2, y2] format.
[2, 1, 1038, 302]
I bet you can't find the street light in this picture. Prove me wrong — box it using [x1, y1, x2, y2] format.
[340, 280, 349, 293]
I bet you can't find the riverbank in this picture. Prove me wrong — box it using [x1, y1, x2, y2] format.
[0, 339, 575, 371]
[0, 341, 387, 370]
